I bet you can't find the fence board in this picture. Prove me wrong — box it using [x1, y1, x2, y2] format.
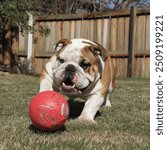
[34, 58, 44, 74]
[44, 22, 51, 52]
[81, 20, 90, 39]
[145, 15, 150, 51]
[55, 21, 62, 42]
[136, 15, 146, 51]
[102, 19, 109, 49]
[70, 21, 75, 39]
[37, 22, 46, 52]
[63, 21, 70, 39]
[19, 32, 26, 51]
[50, 22, 56, 50]
[93, 19, 97, 41]
[97, 19, 103, 44]
[117, 17, 125, 51]
[124, 17, 130, 51]
[89, 20, 94, 41]
[145, 57, 150, 77]
[75, 20, 82, 38]
[110, 18, 117, 52]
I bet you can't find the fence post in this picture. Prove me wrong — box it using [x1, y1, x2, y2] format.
[27, 13, 33, 73]
[127, 6, 137, 77]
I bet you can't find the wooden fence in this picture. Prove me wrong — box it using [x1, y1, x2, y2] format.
[18, 7, 150, 77]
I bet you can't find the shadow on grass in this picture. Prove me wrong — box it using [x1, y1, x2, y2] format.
[68, 99, 101, 119]
[29, 124, 66, 134]
[68, 100, 85, 119]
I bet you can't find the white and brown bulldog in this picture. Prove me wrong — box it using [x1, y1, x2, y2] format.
[40, 38, 115, 122]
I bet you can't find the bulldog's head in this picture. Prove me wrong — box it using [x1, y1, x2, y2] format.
[53, 38, 107, 96]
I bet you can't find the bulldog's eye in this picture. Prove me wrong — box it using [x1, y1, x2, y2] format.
[79, 61, 91, 70]
[58, 57, 65, 64]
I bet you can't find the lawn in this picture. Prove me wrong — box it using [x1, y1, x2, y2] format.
[0, 74, 149, 150]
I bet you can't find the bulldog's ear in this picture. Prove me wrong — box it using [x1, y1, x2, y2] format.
[88, 44, 108, 61]
[54, 39, 70, 51]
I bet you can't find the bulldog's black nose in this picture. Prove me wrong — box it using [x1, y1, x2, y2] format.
[63, 64, 76, 85]
[65, 64, 76, 73]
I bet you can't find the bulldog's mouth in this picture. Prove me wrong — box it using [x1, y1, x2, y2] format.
[62, 82, 75, 89]
[60, 75, 82, 94]
[61, 82, 82, 94]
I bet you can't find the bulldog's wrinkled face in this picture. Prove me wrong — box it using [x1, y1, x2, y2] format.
[53, 39, 104, 96]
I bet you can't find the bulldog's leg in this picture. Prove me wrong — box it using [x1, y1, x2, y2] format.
[103, 93, 111, 107]
[103, 83, 113, 107]
[78, 94, 104, 122]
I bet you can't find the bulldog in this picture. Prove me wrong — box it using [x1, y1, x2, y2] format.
[40, 38, 115, 122]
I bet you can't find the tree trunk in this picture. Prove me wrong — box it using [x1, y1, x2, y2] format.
[1, 26, 20, 73]
[3, 27, 11, 71]
[0, 35, 3, 64]
[11, 26, 20, 73]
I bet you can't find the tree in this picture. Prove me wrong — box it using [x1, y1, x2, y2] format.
[0, 0, 35, 73]
[34, 0, 150, 15]
[100, 0, 150, 10]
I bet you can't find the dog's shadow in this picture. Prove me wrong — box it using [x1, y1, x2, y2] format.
[68, 99, 85, 119]
[29, 124, 66, 134]
[68, 99, 101, 119]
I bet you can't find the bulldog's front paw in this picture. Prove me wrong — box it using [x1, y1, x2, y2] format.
[78, 115, 96, 123]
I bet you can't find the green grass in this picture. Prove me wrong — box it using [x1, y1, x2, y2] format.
[0, 75, 149, 150]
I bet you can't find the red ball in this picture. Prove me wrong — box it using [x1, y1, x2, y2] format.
[28, 91, 69, 131]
